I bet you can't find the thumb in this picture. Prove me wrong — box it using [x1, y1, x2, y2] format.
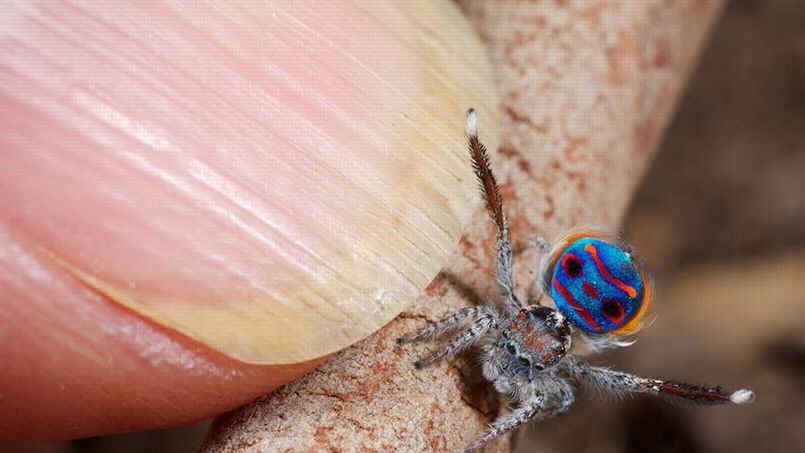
[0, 0, 498, 440]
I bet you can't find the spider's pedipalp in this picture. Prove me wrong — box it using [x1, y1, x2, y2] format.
[526, 237, 553, 305]
[541, 376, 575, 417]
[534, 236, 551, 253]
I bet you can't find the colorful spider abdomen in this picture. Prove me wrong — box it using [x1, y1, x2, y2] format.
[547, 233, 650, 335]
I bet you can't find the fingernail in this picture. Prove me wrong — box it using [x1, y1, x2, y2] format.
[0, 0, 499, 365]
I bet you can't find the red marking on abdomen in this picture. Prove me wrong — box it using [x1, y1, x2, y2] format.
[553, 277, 601, 332]
[582, 281, 599, 298]
[584, 244, 638, 298]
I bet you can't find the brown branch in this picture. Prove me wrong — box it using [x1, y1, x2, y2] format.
[201, 1, 725, 451]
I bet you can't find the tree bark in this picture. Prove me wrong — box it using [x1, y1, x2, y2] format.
[201, 1, 725, 451]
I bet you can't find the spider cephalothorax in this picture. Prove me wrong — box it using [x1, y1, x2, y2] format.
[500, 306, 570, 371]
[397, 109, 754, 452]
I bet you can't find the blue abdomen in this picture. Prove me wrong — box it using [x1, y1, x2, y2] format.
[549, 236, 647, 334]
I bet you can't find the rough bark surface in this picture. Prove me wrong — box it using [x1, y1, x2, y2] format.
[201, 1, 725, 451]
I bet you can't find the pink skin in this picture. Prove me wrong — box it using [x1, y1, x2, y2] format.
[0, 1, 473, 439]
[0, 222, 323, 438]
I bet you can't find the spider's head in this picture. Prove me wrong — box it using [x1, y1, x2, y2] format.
[541, 230, 652, 339]
[501, 306, 571, 373]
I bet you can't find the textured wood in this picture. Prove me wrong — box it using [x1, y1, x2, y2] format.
[201, 1, 725, 451]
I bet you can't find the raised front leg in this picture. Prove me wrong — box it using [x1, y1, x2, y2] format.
[465, 109, 521, 315]
[565, 356, 755, 405]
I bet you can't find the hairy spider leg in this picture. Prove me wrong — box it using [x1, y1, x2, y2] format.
[411, 311, 499, 369]
[564, 356, 755, 405]
[465, 393, 548, 452]
[544, 377, 576, 417]
[466, 377, 575, 452]
[397, 306, 497, 345]
[466, 108, 522, 315]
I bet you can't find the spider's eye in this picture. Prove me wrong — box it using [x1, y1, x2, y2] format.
[562, 254, 583, 277]
[601, 299, 625, 324]
[517, 355, 531, 368]
[505, 341, 517, 354]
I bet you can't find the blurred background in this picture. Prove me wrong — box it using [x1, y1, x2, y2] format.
[4, 0, 804, 452]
